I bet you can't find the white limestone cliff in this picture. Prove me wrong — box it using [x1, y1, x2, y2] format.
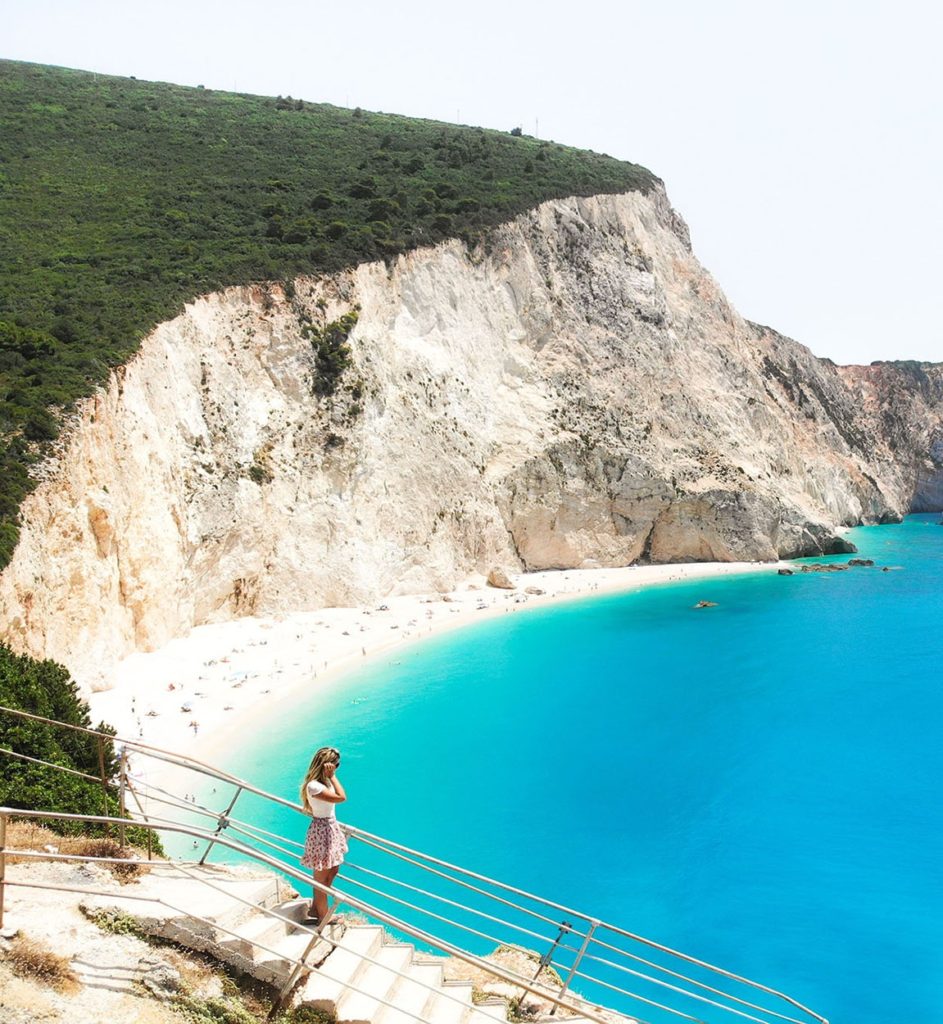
[0, 187, 936, 687]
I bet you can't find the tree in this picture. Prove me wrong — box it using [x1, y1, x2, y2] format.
[0, 644, 154, 844]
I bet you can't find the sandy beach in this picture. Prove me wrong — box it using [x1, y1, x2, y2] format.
[87, 559, 787, 772]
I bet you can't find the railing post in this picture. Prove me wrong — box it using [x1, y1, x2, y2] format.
[123, 774, 154, 860]
[96, 734, 110, 837]
[268, 897, 339, 1020]
[550, 918, 597, 1014]
[520, 919, 571, 1015]
[118, 747, 127, 849]
[534, 920, 570, 980]
[198, 785, 243, 865]
[0, 812, 7, 930]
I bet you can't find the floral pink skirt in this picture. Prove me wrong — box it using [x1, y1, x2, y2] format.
[300, 816, 348, 871]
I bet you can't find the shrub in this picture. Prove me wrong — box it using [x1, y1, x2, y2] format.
[83, 906, 147, 937]
[24, 409, 58, 441]
[431, 213, 454, 234]
[0, 644, 159, 850]
[367, 197, 399, 222]
[175, 994, 258, 1024]
[348, 178, 377, 199]
[5, 936, 79, 993]
[280, 1008, 338, 1024]
[283, 219, 315, 244]
[248, 460, 272, 485]
[303, 311, 359, 398]
[70, 836, 149, 881]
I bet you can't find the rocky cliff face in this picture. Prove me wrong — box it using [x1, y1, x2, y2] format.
[837, 361, 943, 512]
[0, 187, 940, 687]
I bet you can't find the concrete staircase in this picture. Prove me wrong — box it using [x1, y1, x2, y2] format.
[82, 863, 594, 1024]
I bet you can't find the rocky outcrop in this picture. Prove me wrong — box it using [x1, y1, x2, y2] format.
[486, 568, 515, 590]
[837, 360, 943, 512]
[0, 187, 940, 687]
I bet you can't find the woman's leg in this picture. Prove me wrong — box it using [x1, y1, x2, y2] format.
[310, 863, 342, 920]
[311, 867, 332, 921]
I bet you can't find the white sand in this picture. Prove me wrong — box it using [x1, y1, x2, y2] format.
[88, 561, 787, 768]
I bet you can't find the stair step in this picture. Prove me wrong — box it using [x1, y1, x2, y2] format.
[265, 898, 311, 928]
[466, 1001, 510, 1023]
[217, 906, 291, 958]
[538, 1018, 594, 1024]
[423, 979, 473, 1024]
[199, 870, 281, 931]
[81, 864, 280, 942]
[336, 943, 413, 1024]
[255, 929, 335, 985]
[296, 925, 384, 1010]
[374, 960, 444, 1024]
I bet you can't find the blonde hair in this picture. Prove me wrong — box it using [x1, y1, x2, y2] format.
[300, 746, 341, 812]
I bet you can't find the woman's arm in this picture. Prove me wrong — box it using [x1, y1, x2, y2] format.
[310, 766, 346, 804]
[329, 773, 347, 803]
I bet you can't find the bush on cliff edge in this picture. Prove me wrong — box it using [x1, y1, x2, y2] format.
[0, 644, 156, 847]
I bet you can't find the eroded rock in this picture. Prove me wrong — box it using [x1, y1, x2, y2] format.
[487, 568, 515, 590]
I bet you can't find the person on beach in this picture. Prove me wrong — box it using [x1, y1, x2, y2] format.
[299, 746, 348, 924]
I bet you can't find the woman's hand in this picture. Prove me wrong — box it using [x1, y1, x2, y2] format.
[324, 762, 336, 779]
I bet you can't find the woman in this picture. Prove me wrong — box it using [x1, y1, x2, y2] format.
[299, 746, 348, 924]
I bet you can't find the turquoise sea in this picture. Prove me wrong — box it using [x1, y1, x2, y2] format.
[215, 514, 943, 1024]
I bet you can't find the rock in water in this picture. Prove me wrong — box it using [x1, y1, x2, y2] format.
[693, 600, 718, 608]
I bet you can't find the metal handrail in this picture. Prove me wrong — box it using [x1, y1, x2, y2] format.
[0, 806, 622, 1024]
[350, 829, 592, 940]
[580, 947, 810, 1024]
[0, 704, 829, 1024]
[5, 874, 501, 1024]
[343, 859, 561, 949]
[0, 746, 103, 782]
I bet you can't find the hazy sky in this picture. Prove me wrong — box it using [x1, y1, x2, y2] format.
[6, 0, 942, 365]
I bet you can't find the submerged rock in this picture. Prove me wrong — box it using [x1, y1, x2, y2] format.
[693, 600, 718, 608]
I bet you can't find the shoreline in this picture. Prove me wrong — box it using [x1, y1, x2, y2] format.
[88, 559, 789, 773]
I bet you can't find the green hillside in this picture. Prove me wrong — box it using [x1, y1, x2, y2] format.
[0, 60, 656, 566]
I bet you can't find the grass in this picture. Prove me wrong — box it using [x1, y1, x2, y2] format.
[0, 59, 658, 567]
[6, 821, 151, 881]
[4, 935, 80, 993]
